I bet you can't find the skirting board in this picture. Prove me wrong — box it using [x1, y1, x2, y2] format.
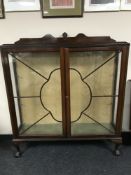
[0, 132, 131, 145]
[0, 135, 12, 141]
[122, 132, 131, 145]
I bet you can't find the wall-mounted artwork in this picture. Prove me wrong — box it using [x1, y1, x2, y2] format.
[0, 0, 5, 18]
[84, 0, 120, 11]
[4, 0, 40, 11]
[41, 0, 83, 18]
[50, 0, 75, 9]
[120, 0, 131, 10]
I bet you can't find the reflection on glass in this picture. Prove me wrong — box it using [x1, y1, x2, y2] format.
[9, 52, 63, 136]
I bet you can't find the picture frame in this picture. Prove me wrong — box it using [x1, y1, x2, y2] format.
[0, 0, 5, 18]
[120, 0, 131, 10]
[41, 0, 83, 18]
[84, 0, 120, 12]
[4, 0, 40, 12]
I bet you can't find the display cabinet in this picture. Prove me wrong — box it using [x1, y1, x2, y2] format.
[1, 33, 129, 157]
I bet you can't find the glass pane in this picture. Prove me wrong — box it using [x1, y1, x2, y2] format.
[69, 51, 120, 136]
[9, 52, 63, 136]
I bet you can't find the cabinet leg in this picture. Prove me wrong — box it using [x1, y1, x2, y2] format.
[114, 144, 121, 156]
[112, 138, 122, 156]
[13, 143, 22, 158]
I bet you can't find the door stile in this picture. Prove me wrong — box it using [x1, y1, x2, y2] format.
[64, 48, 71, 137]
[60, 48, 68, 137]
[1, 50, 19, 138]
[115, 45, 130, 134]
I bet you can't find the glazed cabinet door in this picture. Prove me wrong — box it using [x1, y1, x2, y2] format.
[65, 48, 122, 137]
[6, 49, 66, 137]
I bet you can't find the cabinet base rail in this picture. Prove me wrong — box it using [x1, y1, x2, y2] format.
[12, 137, 122, 158]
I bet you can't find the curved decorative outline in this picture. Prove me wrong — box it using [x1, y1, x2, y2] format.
[70, 68, 92, 123]
[40, 68, 93, 124]
[40, 68, 63, 123]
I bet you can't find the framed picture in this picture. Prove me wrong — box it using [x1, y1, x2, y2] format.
[4, 0, 40, 12]
[84, 0, 120, 12]
[120, 0, 131, 10]
[41, 0, 83, 18]
[0, 0, 5, 18]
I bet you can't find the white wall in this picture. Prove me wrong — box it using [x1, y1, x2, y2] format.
[0, 11, 131, 134]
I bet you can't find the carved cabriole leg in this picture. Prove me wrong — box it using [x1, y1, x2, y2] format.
[13, 142, 22, 158]
[111, 138, 122, 156]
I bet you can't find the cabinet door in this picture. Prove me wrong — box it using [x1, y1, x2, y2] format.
[66, 49, 121, 136]
[8, 50, 66, 137]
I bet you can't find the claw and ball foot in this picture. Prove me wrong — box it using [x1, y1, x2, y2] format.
[15, 151, 21, 158]
[13, 143, 22, 158]
[112, 138, 122, 156]
[114, 144, 121, 156]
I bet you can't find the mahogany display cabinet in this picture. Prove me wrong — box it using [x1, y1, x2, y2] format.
[1, 33, 130, 157]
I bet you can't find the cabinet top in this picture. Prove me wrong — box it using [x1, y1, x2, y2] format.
[1, 33, 130, 49]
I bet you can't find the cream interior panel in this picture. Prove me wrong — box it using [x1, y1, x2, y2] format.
[84, 97, 114, 123]
[10, 52, 62, 127]
[85, 58, 116, 96]
[70, 69, 91, 122]
[71, 97, 114, 124]
[70, 51, 117, 125]
[69, 51, 115, 77]
[41, 70, 62, 122]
